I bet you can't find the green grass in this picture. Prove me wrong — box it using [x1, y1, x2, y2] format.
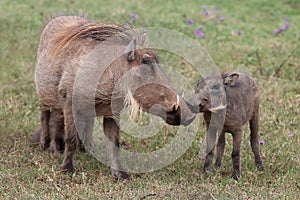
[0, 0, 299, 199]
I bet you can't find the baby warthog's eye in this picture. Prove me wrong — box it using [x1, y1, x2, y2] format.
[212, 82, 220, 90]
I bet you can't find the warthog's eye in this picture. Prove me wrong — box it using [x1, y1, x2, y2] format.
[142, 57, 152, 65]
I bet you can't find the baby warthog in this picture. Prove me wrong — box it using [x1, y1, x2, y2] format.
[188, 71, 264, 180]
[33, 15, 195, 180]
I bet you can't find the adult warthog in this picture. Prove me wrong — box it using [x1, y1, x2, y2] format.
[33, 15, 195, 180]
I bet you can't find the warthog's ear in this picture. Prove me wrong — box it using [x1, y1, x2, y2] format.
[125, 39, 137, 62]
[139, 30, 147, 47]
[224, 72, 239, 86]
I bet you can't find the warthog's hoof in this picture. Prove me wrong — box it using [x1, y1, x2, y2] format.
[111, 169, 130, 181]
[232, 170, 242, 180]
[214, 161, 222, 170]
[62, 160, 75, 173]
[202, 164, 214, 174]
[256, 163, 264, 171]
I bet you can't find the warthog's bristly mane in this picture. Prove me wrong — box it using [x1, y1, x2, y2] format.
[50, 16, 132, 57]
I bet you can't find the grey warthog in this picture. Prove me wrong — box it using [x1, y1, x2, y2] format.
[34, 15, 195, 180]
[188, 71, 264, 180]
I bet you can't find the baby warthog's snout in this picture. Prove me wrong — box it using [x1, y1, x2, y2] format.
[186, 95, 207, 113]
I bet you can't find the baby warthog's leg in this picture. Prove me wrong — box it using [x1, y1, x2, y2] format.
[40, 109, 51, 150]
[62, 104, 77, 172]
[103, 117, 129, 181]
[215, 130, 226, 169]
[231, 130, 242, 180]
[249, 106, 264, 170]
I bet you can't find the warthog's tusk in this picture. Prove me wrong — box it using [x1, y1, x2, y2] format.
[208, 104, 227, 112]
[181, 90, 185, 98]
[175, 95, 180, 110]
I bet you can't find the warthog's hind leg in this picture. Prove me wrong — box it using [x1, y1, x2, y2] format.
[40, 109, 51, 150]
[249, 104, 264, 170]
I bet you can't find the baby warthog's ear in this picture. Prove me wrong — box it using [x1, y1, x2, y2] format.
[224, 72, 239, 86]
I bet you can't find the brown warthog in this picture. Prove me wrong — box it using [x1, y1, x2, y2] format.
[34, 15, 195, 180]
[188, 71, 264, 180]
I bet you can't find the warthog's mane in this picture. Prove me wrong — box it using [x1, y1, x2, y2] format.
[50, 16, 133, 57]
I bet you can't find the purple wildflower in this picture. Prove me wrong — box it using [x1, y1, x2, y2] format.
[298, 30, 300, 34]
[259, 139, 265, 145]
[284, 17, 290, 22]
[198, 25, 203, 29]
[287, 133, 294, 138]
[237, 30, 243, 35]
[274, 29, 280, 35]
[202, 10, 209, 16]
[201, 5, 207, 11]
[188, 18, 194, 25]
[130, 13, 137, 23]
[273, 19, 290, 35]
[285, 22, 290, 29]
[279, 26, 285, 32]
[124, 24, 131, 29]
[195, 29, 205, 37]
[219, 15, 225, 22]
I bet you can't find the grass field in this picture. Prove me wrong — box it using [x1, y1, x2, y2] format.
[0, 0, 299, 199]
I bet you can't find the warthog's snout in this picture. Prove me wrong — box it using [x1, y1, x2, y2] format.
[165, 97, 196, 126]
[133, 84, 196, 126]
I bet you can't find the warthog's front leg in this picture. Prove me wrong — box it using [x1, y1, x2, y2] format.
[103, 117, 129, 181]
[76, 115, 94, 151]
[215, 130, 226, 169]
